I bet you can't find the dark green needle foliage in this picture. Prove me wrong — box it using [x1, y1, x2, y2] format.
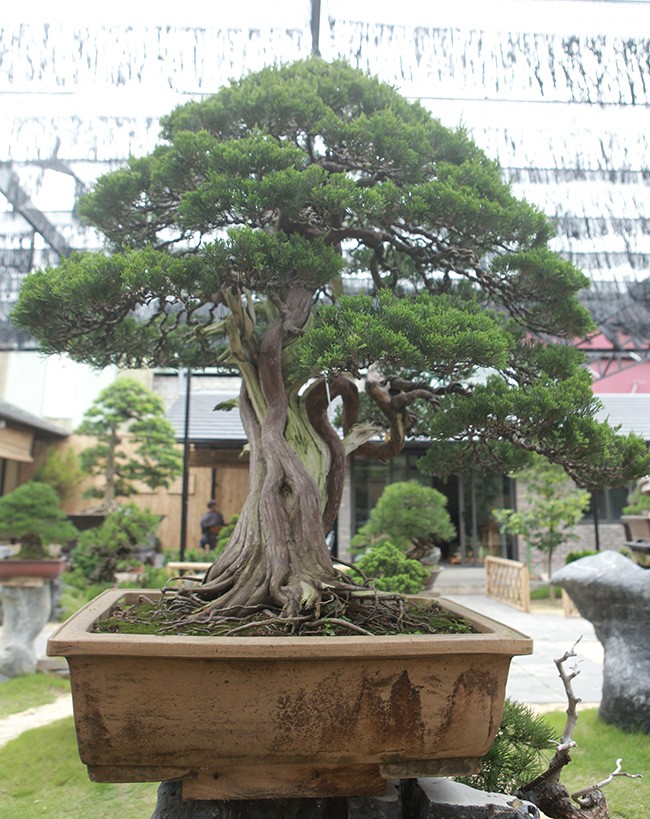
[457, 699, 558, 795]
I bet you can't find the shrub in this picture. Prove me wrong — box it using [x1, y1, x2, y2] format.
[34, 447, 84, 502]
[456, 699, 557, 794]
[622, 484, 650, 515]
[565, 549, 597, 564]
[58, 569, 113, 620]
[217, 514, 238, 552]
[349, 539, 430, 594]
[351, 481, 455, 562]
[71, 504, 160, 583]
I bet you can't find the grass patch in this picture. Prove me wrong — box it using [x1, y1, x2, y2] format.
[0, 718, 158, 818]
[542, 708, 649, 819]
[0, 674, 70, 718]
[529, 584, 562, 601]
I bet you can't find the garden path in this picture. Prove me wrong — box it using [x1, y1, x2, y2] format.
[0, 692, 73, 748]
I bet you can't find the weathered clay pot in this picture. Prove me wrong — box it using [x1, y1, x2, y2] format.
[48, 590, 531, 800]
[0, 558, 66, 581]
[424, 567, 442, 590]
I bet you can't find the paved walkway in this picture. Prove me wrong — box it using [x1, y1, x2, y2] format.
[442, 593, 603, 709]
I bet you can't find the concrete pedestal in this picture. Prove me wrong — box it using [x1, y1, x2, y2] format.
[0, 580, 52, 679]
[150, 779, 539, 818]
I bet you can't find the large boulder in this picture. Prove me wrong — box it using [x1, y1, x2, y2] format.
[552, 550, 650, 732]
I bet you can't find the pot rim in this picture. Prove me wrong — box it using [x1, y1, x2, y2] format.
[48, 589, 533, 660]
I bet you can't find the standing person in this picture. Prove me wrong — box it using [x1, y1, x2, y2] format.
[200, 500, 225, 551]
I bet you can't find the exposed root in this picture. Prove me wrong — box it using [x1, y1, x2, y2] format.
[94, 582, 476, 638]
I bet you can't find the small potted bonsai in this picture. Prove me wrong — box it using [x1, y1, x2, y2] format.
[71, 503, 161, 584]
[621, 477, 650, 566]
[351, 481, 455, 590]
[0, 481, 78, 579]
[0, 482, 78, 677]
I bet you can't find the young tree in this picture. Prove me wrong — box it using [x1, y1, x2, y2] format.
[35, 446, 84, 502]
[76, 378, 182, 510]
[492, 459, 591, 594]
[13, 59, 649, 621]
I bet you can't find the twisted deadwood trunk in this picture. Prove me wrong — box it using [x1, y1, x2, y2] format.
[192, 285, 442, 618]
[198, 293, 348, 617]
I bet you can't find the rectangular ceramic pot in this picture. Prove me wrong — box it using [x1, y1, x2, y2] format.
[48, 590, 532, 800]
[0, 558, 66, 582]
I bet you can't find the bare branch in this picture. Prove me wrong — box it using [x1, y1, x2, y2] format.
[555, 638, 584, 747]
[572, 759, 644, 806]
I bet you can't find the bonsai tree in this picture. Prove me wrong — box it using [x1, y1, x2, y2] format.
[12, 59, 649, 626]
[71, 503, 161, 583]
[352, 480, 455, 563]
[623, 478, 650, 515]
[0, 482, 78, 559]
[492, 459, 591, 595]
[76, 377, 182, 510]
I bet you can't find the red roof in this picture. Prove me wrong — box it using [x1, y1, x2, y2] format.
[591, 360, 650, 394]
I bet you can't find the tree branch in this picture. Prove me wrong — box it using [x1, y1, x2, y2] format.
[517, 641, 643, 818]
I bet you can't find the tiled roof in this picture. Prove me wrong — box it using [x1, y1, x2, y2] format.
[595, 394, 650, 441]
[168, 391, 650, 447]
[0, 400, 69, 437]
[167, 392, 245, 444]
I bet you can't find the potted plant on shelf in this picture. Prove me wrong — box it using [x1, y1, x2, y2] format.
[0, 481, 78, 677]
[13, 59, 650, 800]
[621, 476, 650, 567]
[0, 481, 78, 580]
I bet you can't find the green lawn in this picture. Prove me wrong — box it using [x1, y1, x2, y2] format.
[0, 673, 70, 718]
[542, 709, 649, 819]
[0, 718, 158, 818]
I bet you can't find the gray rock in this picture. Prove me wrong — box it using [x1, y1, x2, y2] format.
[552, 550, 650, 732]
[402, 779, 540, 818]
[348, 781, 401, 818]
[0, 583, 52, 679]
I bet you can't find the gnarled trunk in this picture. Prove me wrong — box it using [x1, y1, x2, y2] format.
[200, 291, 346, 616]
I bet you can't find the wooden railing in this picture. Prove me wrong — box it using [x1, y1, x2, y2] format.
[484, 556, 530, 612]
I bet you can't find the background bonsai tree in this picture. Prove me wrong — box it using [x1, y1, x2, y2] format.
[76, 377, 182, 510]
[623, 478, 650, 515]
[0, 482, 78, 559]
[351, 480, 455, 563]
[492, 459, 591, 595]
[71, 504, 161, 583]
[13, 59, 649, 624]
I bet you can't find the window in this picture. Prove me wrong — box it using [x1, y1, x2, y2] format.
[583, 486, 630, 523]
